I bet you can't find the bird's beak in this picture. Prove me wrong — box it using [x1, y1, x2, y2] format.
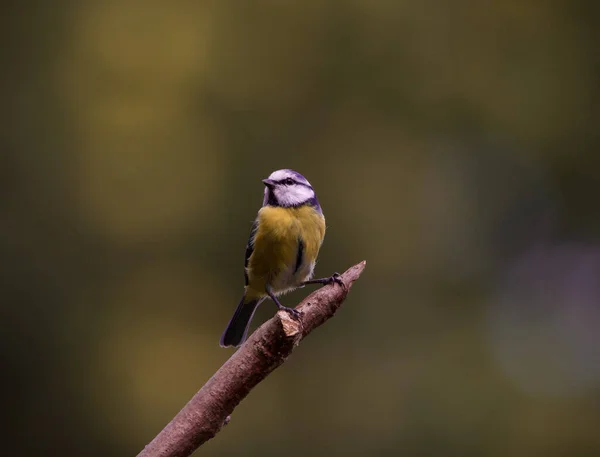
[262, 178, 276, 188]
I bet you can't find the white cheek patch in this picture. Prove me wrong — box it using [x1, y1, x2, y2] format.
[275, 184, 314, 206]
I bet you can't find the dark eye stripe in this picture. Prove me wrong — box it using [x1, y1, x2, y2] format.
[276, 179, 311, 188]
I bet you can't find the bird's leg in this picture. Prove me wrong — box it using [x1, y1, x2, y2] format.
[302, 272, 346, 291]
[266, 285, 301, 319]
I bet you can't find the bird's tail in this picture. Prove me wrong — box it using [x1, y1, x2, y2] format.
[219, 295, 265, 348]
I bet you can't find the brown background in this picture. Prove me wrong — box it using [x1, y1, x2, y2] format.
[1, 1, 599, 456]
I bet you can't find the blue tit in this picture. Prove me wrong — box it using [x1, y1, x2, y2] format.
[220, 169, 343, 348]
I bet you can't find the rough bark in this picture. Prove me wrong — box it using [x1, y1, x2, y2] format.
[137, 260, 367, 457]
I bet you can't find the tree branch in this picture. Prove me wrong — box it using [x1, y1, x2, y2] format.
[137, 261, 367, 457]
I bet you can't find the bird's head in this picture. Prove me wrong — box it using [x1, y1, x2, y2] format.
[262, 169, 320, 212]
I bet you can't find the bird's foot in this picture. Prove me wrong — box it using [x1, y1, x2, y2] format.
[277, 303, 302, 319]
[302, 272, 346, 291]
[267, 285, 302, 319]
[328, 272, 345, 289]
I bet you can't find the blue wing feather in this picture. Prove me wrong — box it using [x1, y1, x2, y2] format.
[294, 237, 304, 274]
[244, 220, 259, 286]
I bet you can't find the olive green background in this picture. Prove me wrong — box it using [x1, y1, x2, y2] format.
[2, 1, 599, 456]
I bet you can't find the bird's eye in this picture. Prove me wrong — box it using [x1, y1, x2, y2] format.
[284, 178, 294, 185]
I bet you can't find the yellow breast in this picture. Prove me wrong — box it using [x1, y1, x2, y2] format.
[246, 205, 326, 298]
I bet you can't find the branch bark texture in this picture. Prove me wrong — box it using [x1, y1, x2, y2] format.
[137, 261, 367, 457]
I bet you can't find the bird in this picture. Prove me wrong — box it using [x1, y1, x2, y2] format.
[220, 169, 343, 348]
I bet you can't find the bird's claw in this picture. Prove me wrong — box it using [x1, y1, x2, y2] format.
[301, 272, 347, 290]
[327, 272, 346, 291]
[331, 272, 345, 287]
[278, 305, 302, 319]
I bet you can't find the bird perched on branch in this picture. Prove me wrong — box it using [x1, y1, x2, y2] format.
[220, 169, 343, 348]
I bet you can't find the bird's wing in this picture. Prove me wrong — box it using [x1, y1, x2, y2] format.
[244, 219, 259, 286]
[294, 237, 304, 274]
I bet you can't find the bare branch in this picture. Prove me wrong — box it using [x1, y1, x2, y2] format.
[137, 261, 367, 457]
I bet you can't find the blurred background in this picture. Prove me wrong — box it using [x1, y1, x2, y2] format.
[1, 1, 599, 456]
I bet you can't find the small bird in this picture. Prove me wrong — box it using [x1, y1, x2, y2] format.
[220, 169, 343, 348]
